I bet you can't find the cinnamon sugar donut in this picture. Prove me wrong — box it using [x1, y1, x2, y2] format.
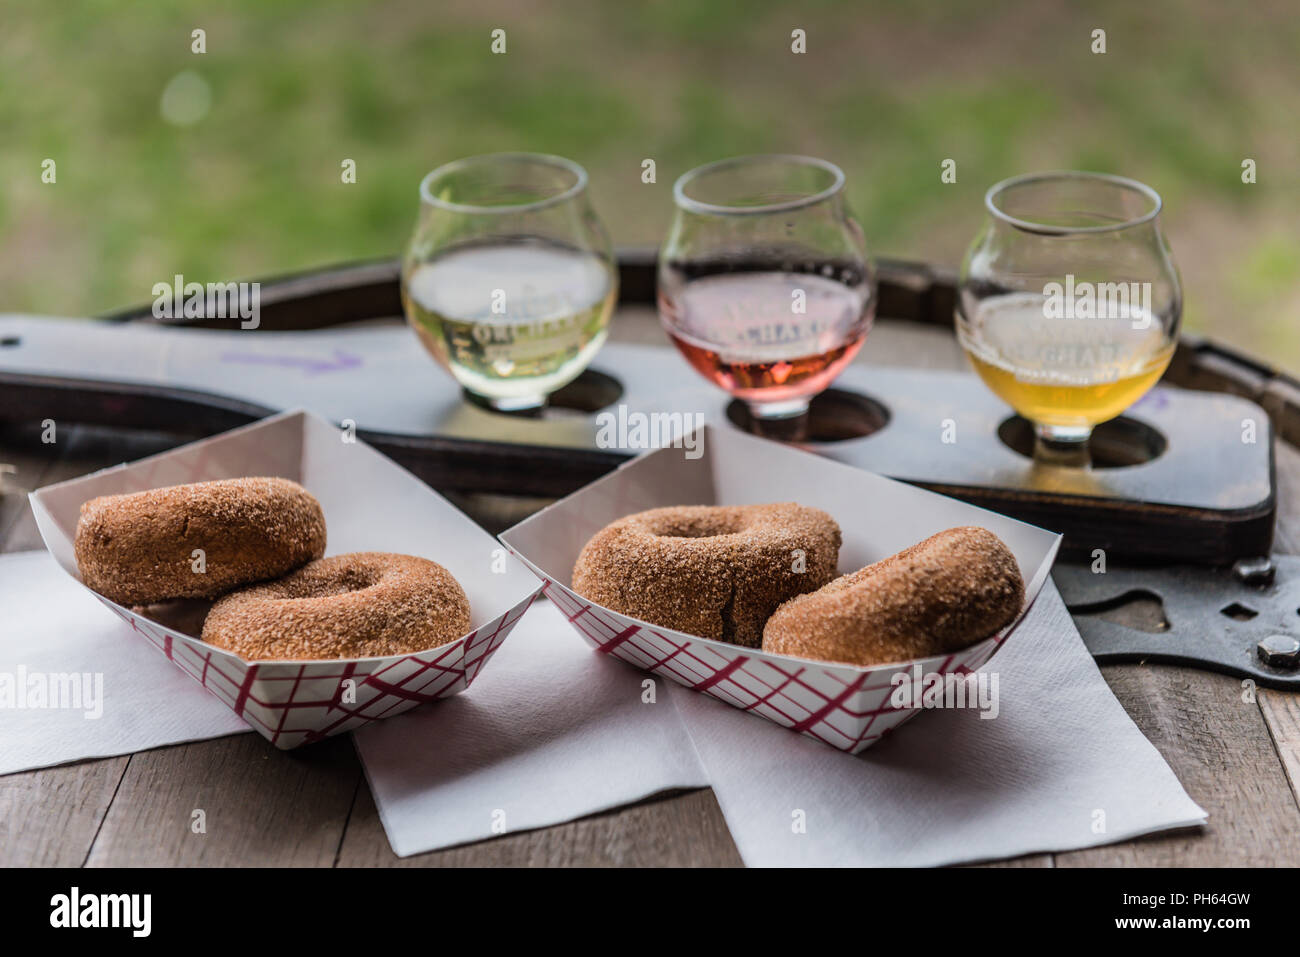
[201, 552, 471, 661]
[762, 526, 1024, 667]
[74, 477, 326, 605]
[571, 503, 841, 648]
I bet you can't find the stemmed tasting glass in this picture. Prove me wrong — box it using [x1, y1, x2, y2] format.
[401, 152, 618, 413]
[658, 155, 875, 435]
[956, 171, 1182, 467]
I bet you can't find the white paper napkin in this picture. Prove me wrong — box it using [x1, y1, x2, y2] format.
[0, 551, 250, 775]
[354, 599, 710, 857]
[673, 582, 1208, 866]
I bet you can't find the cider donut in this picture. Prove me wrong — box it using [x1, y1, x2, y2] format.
[201, 552, 471, 661]
[74, 477, 326, 606]
[571, 503, 841, 648]
[762, 526, 1024, 667]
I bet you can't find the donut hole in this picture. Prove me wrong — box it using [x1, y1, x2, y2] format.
[651, 516, 742, 539]
[287, 566, 383, 599]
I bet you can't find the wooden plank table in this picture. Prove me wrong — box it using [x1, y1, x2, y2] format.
[3, 307, 1299, 867]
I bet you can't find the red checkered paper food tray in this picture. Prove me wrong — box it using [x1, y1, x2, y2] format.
[29, 410, 542, 749]
[500, 424, 1061, 754]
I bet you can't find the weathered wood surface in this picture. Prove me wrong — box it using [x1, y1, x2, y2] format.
[2, 310, 1298, 867]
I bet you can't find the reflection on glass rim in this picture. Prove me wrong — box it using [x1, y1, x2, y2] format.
[418, 152, 588, 215]
[673, 154, 846, 216]
[985, 170, 1163, 236]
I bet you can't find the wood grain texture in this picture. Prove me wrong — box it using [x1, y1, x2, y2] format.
[0, 434, 60, 550]
[0, 428, 142, 868]
[336, 783, 743, 867]
[1271, 442, 1300, 555]
[1248, 440, 1300, 816]
[0, 757, 128, 866]
[965, 853, 1053, 868]
[1259, 690, 1300, 813]
[1056, 665, 1300, 866]
[84, 734, 359, 867]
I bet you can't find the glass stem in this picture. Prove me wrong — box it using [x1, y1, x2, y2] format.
[745, 398, 811, 441]
[1033, 422, 1092, 468]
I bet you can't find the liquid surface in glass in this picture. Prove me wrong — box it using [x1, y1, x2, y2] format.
[958, 291, 1174, 428]
[659, 271, 870, 403]
[403, 240, 615, 401]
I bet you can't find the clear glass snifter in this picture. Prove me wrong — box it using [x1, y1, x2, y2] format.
[401, 152, 617, 413]
[956, 171, 1182, 468]
[657, 155, 875, 435]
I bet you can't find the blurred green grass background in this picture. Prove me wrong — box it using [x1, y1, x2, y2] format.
[2, 0, 1297, 366]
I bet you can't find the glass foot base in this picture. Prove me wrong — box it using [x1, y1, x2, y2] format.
[462, 388, 547, 415]
[746, 397, 812, 420]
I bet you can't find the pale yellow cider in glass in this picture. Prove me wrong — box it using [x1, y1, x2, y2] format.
[403, 240, 615, 403]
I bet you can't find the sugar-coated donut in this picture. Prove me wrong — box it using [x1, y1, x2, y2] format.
[75, 477, 326, 605]
[762, 526, 1024, 666]
[571, 503, 841, 648]
[201, 552, 471, 661]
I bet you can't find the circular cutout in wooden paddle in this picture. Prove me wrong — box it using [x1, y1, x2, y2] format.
[997, 414, 1168, 468]
[462, 368, 625, 418]
[726, 388, 890, 443]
